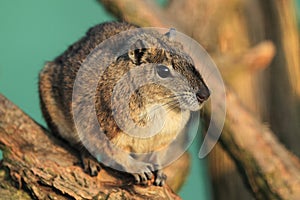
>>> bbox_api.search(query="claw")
[145,171,154,180]
[81,150,101,177]
[154,170,167,186]
[133,172,152,185]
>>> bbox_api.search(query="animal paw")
[123,161,154,185]
[81,151,101,176]
[130,163,166,186]
[153,169,167,186]
[132,170,154,185]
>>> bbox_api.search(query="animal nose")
[196,88,210,103]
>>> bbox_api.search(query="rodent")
[39,21,210,186]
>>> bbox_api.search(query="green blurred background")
[0,0,213,199]
[1,1,300,199]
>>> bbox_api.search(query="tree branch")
[212,88,300,199]
[100,0,174,27]
[0,94,182,200]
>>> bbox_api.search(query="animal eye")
[156,65,171,78]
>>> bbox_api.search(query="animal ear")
[128,39,148,65]
[165,28,176,41]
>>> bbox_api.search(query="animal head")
[114,29,210,114]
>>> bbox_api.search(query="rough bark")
[1,0,299,199]
[0,94,183,200]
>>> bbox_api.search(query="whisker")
[132,91,198,125]
[134,99,180,124]
[163,101,184,115]
[147,99,180,115]
[150,93,190,105]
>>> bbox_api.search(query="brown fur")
[39,21,210,185]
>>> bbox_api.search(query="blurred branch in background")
[99,0,300,199]
[0,0,299,199]
[259,0,300,155]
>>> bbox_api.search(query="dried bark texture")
[1,0,299,199]
[0,94,183,200]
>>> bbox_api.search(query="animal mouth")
[196,95,206,104]
[176,95,199,111]
[196,89,210,104]
[178,90,210,111]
